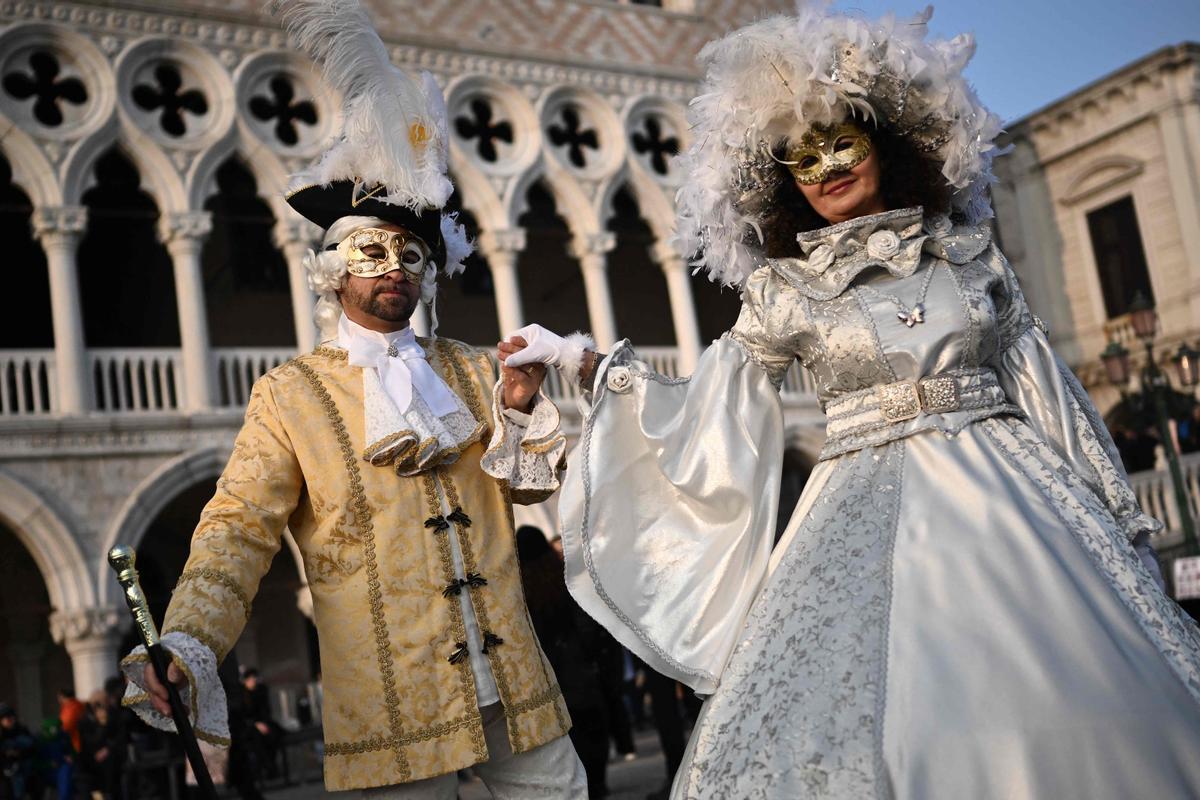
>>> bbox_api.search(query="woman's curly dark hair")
[759,122,952,258]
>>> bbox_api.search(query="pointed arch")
[61,125,186,213]
[0,468,94,613]
[0,123,62,207]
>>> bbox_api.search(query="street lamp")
[1174,342,1200,389]
[1105,293,1197,559]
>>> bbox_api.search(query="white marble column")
[570,232,618,350]
[652,240,704,375]
[1158,104,1200,326]
[32,206,90,414]
[478,229,527,337]
[273,218,323,352]
[160,212,215,411]
[50,607,123,699]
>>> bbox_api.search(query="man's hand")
[143,661,187,717]
[499,336,546,412]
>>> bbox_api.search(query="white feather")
[676,4,1005,288]
[273,0,452,209]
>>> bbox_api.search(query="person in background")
[57,690,85,757]
[78,690,123,799]
[34,717,72,800]
[240,669,281,780]
[515,526,611,798]
[0,703,34,800]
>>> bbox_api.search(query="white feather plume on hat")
[274,0,452,211]
[675,3,1005,288]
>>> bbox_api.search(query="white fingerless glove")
[504,325,595,385]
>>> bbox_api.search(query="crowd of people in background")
[3,525,702,800]
[0,666,293,800]
[1110,403,1200,475]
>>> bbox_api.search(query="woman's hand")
[499,336,546,412]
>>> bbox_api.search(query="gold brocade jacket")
[159,338,570,790]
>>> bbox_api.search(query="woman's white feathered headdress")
[274,0,471,279]
[675,3,1004,288]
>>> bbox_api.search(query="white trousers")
[360,704,587,800]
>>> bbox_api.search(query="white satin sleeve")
[558,336,785,694]
[987,246,1165,587]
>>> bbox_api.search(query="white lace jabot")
[336,316,484,475]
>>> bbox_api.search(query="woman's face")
[790,123,886,225]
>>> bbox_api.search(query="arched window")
[78,149,179,347]
[605,185,674,345]
[515,181,591,335]
[0,152,52,349]
[201,158,293,347]
[432,188,500,346]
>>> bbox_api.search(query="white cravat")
[338,316,459,416]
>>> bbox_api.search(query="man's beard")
[344,281,417,323]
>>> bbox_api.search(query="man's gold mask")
[783,120,873,185]
[335,226,430,284]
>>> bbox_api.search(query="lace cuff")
[120,631,230,747]
[481,382,567,504]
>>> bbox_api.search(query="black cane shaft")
[147,644,219,800]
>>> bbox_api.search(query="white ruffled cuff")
[481,383,567,504]
[120,631,230,747]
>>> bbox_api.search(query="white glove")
[503,325,595,385]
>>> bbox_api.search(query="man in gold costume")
[120,1,586,796]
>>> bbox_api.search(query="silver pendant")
[897,303,926,327]
[386,344,399,357]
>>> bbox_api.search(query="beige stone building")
[0,0,823,725]
[992,42,1200,552]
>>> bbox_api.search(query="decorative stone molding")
[0,22,116,142]
[31,204,87,237]
[272,217,322,251]
[477,227,526,256]
[569,231,616,260]
[158,209,213,243]
[1060,155,1145,206]
[49,606,122,645]
[539,86,625,181]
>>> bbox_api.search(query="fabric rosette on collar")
[674,3,1005,288]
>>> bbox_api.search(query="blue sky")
[829,1,1200,123]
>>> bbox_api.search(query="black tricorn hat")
[286,180,447,268]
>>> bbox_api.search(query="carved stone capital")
[273,218,323,252]
[569,232,616,262]
[31,206,88,240]
[50,606,124,646]
[477,228,527,258]
[650,239,686,271]
[159,211,213,245]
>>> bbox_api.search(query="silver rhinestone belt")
[820,368,1017,459]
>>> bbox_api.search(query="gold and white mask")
[783,120,872,185]
[336,226,430,283]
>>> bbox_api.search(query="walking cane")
[108,545,219,800]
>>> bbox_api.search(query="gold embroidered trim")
[520,434,566,455]
[295,360,411,782]
[437,340,489,431]
[362,430,422,463]
[504,684,564,718]
[176,568,252,622]
[325,710,484,756]
[314,345,348,361]
[161,624,228,664]
[422,472,488,762]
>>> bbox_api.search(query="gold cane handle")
[108,544,160,647]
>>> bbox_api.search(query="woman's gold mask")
[783,120,873,185]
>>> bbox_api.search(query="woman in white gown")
[503,7,1200,799]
